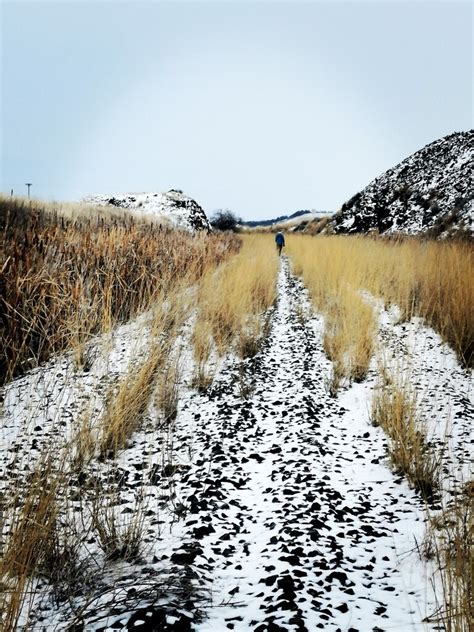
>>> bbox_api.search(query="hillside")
[83,189,212,232]
[332,130,473,237]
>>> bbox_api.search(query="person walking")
[275,231,285,256]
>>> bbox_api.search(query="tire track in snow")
[169,257,435,632]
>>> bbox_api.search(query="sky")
[1,1,472,220]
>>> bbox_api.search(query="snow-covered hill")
[333,130,473,237]
[83,189,212,232]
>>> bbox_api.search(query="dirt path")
[168,258,433,632]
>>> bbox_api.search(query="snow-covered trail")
[170,258,435,632]
[2,257,447,631]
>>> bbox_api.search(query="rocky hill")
[83,189,211,232]
[332,130,473,237]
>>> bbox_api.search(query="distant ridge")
[242,209,324,228]
[331,130,473,238]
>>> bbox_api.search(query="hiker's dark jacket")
[275,233,285,246]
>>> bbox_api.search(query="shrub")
[210,209,242,232]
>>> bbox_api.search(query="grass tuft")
[371,368,440,500]
[424,483,473,631]
[1,456,63,630]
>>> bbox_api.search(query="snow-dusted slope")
[275,211,320,227]
[333,130,473,237]
[83,189,212,232]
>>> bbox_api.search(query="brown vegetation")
[370,366,440,500]
[287,237,377,388]
[287,235,473,368]
[0,196,239,385]
[192,234,278,388]
[425,483,473,632]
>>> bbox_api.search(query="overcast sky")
[1,1,472,220]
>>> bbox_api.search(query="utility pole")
[25,183,32,199]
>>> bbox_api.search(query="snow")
[1,258,472,630]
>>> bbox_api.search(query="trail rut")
[167,258,432,632]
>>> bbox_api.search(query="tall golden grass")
[99,294,188,458]
[0,196,239,384]
[287,235,473,368]
[322,288,376,387]
[287,236,377,386]
[1,196,242,628]
[192,234,278,386]
[0,295,188,629]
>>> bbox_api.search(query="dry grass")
[99,349,161,459]
[5,194,177,230]
[0,196,239,385]
[287,235,473,367]
[288,234,471,628]
[192,319,215,391]
[323,288,376,386]
[371,367,440,500]
[424,483,473,631]
[99,295,187,458]
[155,358,181,425]
[192,234,278,381]
[90,491,146,562]
[2,292,196,627]
[70,405,96,471]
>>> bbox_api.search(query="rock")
[193,524,216,539]
[170,546,201,564]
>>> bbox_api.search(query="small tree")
[210,209,241,232]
